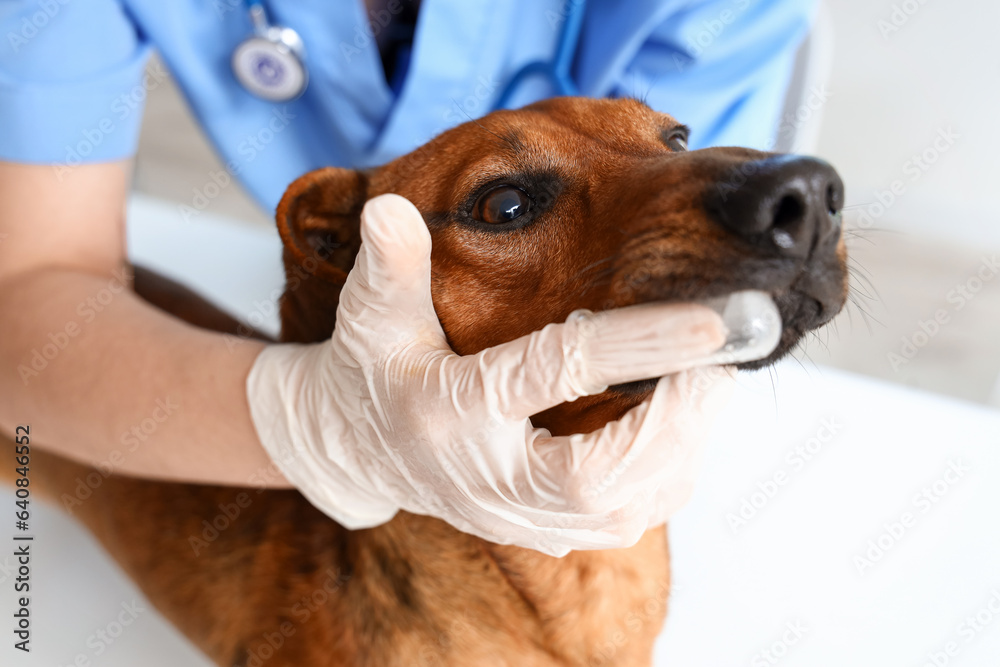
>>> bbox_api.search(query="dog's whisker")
[843,230,878,247]
[577,275,616,298]
[789,348,810,375]
[616,226,675,247]
[847,261,884,305]
[842,224,903,236]
[796,339,822,375]
[767,364,779,418]
[846,270,879,304]
[807,329,831,355]
[846,293,883,334]
[848,285,883,323]
[846,269,875,294]
[847,256,876,279]
[844,300,856,329]
[571,264,620,294]
[566,253,620,283]
[847,277,881,306]
[850,266,878,291]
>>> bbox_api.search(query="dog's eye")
[475,186,532,224]
[665,130,689,152]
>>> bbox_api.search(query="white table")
[4,197,998,666]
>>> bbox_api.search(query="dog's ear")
[274,167,369,343]
[276,166,369,281]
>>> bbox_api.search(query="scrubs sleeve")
[0,0,152,164]
[613,0,817,150]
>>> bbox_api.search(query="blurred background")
[130,0,1000,409]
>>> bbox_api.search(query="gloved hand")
[247,194,737,557]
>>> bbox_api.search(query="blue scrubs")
[0,0,816,214]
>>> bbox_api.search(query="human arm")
[0,159,291,487]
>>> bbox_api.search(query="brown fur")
[2,98,847,666]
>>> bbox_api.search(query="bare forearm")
[0,266,290,488]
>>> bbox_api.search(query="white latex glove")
[247,194,740,557]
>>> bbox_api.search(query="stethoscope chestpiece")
[232,1,308,102]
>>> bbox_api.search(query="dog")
[6,97,846,666]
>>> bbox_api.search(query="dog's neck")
[347,506,670,665]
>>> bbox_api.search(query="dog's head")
[276,97,847,433]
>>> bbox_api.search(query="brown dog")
[9,97,846,666]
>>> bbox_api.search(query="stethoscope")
[232,0,586,107]
[231,0,308,102]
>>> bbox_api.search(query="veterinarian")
[0,0,817,556]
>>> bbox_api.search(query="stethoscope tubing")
[493,0,586,109]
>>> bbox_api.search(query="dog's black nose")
[706,155,844,257]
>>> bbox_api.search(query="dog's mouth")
[751,284,835,369]
[600,154,847,394]
[604,254,846,396]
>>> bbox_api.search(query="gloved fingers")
[413,480,656,556]
[571,304,730,391]
[482,513,650,556]
[431,511,633,557]
[528,367,736,514]
[516,496,653,554]
[336,194,448,350]
[525,374,682,513]
[456,302,727,423]
[357,194,432,294]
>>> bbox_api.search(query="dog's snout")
[706,155,844,257]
